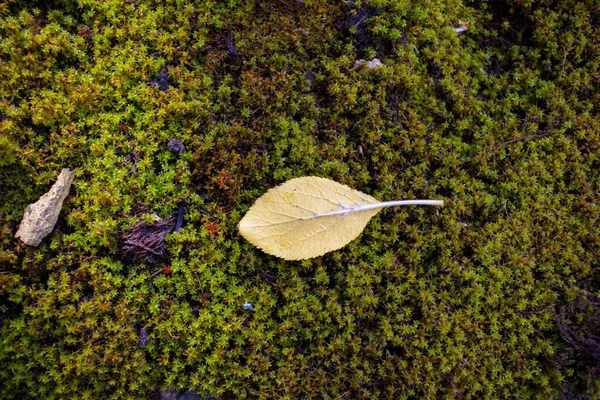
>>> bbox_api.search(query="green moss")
[1,0,599,398]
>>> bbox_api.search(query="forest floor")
[1,0,599,398]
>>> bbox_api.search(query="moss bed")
[1,0,599,398]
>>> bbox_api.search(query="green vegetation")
[1,0,598,398]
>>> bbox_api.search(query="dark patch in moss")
[558,294,600,366]
[150,69,170,92]
[342,2,395,58]
[119,218,176,264]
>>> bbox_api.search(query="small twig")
[0,270,16,274]
[494,131,552,151]
[199,207,218,221]
[561,45,567,78]
[352,15,369,28]
[165,327,180,339]
[124,241,163,256]
[580,239,597,255]
[484,36,513,48]
[276,0,304,6]
[334,390,351,400]
[151,269,163,278]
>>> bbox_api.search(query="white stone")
[15,168,75,246]
[354,58,384,71]
[453,21,469,34]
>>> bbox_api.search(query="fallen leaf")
[238,176,443,260]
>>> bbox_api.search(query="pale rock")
[354,58,383,71]
[453,21,469,34]
[15,168,75,246]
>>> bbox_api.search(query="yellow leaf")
[238,176,444,260]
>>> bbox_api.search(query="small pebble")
[167,138,186,153]
[453,21,469,34]
[138,326,148,349]
[303,71,316,85]
[243,302,253,311]
[354,58,383,71]
[150,69,169,92]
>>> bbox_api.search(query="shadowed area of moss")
[0,0,599,398]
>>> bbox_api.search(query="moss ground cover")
[1,0,599,398]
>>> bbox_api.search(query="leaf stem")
[363,200,444,210]
[312,200,444,218]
